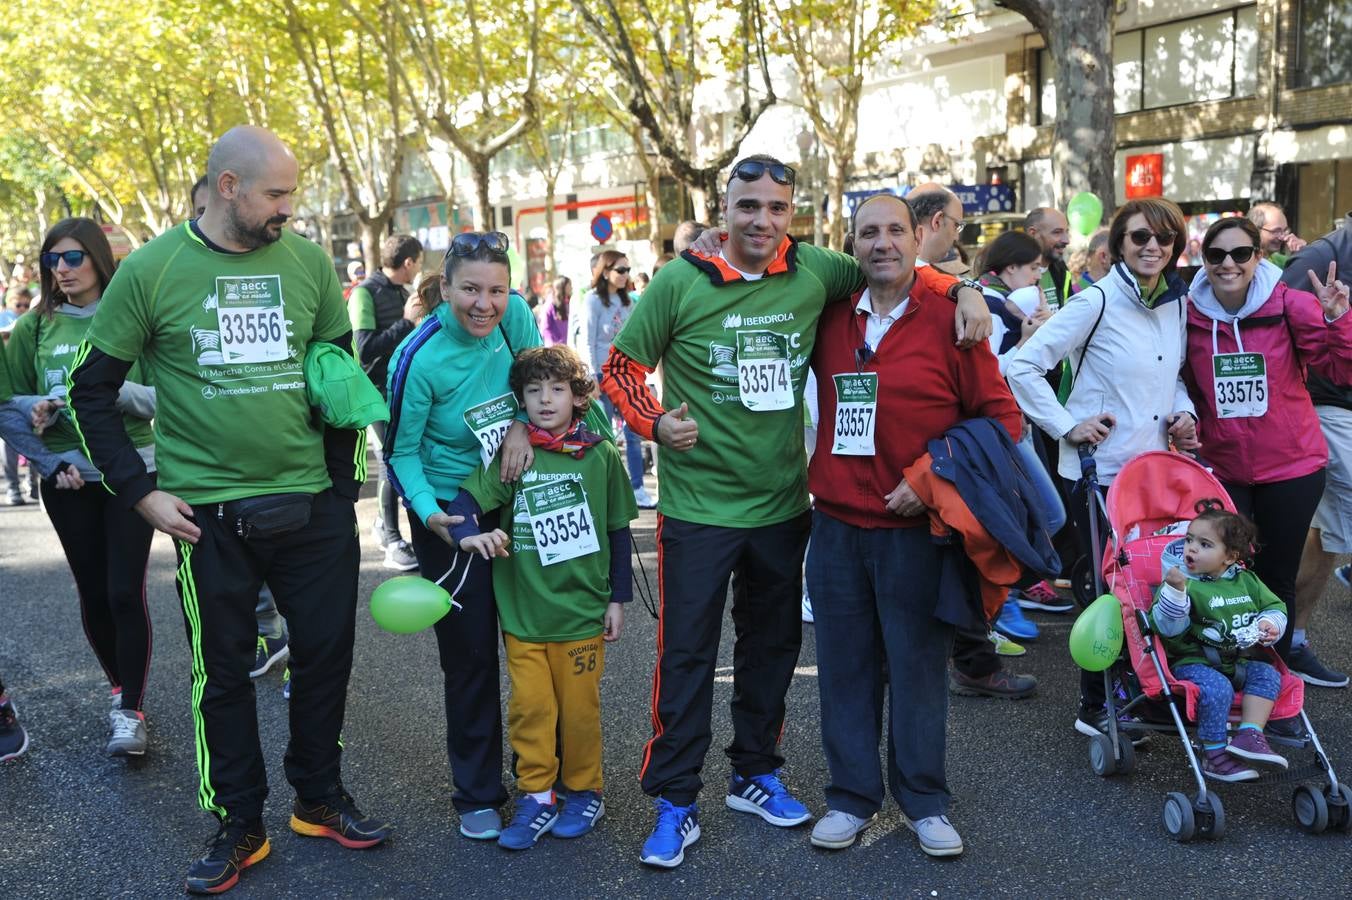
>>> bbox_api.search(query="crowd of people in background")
[2,123,1352,895]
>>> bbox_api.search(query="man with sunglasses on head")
[67,125,390,895]
[601,154,991,868]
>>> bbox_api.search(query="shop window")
[1295,0,1352,87]
[1039,5,1258,123]
[565,193,578,221]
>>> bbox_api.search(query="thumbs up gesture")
[656,401,700,452]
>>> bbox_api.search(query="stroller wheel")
[1113,733,1137,775]
[1089,733,1118,776]
[1163,792,1196,842]
[1194,791,1225,839]
[1325,783,1352,833]
[1293,784,1330,834]
[1070,555,1097,609]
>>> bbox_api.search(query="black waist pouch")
[221,493,314,540]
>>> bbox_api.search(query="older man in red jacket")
[805,193,1022,858]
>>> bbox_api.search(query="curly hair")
[509,345,595,417]
[1192,498,1259,564]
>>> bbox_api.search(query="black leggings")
[1221,468,1326,659]
[41,479,155,711]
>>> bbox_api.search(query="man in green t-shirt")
[601,155,991,868]
[67,125,390,895]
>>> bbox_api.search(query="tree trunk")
[825,153,851,251]
[999,0,1115,215]
[358,214,391,275]
[690,170,721,227]
[645,167,662,248]
[543,172,558,283]
[468,155,493,231]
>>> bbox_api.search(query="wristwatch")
[948,278,982,300]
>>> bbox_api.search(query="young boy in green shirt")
[448,345,637,850]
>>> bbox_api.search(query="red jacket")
[1182,281,1352,485]
[808,279,1022,528]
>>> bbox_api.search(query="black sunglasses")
[610,266,631,275]
[1202,245,1257,266]
[40,250,88,270]
[855,343,875,370]
[1127,228,1177,248]
[731,160,796,186]
[444,231,510,260]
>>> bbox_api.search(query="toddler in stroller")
[1152,502,1288,783]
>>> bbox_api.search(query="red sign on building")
[1125,153,1164,199]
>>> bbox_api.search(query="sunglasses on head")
[445,231,510,260]
[732,160,796,186]
[609,266,631,275]
[40,250,88,270]
[1127,228,1177,248]
[1203,245,1257,266]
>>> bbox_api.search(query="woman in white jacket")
[1006,197,1200,737]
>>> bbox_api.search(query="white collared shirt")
[855,288,909,352]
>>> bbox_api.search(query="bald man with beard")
[69,125,391,894]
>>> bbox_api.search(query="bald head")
[207,125,296,191]
[200,126,299,251]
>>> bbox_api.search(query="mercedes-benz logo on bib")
[201,385,218,399]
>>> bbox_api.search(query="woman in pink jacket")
[1182,216,1352,660]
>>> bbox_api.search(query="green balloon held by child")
[1069,592,1124,671]
[370,575,454,634]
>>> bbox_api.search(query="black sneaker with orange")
[290,790,391,849]
[184,817,269,895]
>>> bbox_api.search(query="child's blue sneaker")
[639,798,699,868]
[994,598,1039,641]
[553,790,605,838]
[725,770,811,826]
[497,796,558,850]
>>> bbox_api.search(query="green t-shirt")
[0,339,13,403]
[4,307,153,453]
[81,224,351,503]
[612,242,859,527]
[1154,569,1286,674]
[347,284,377,331]
[461,442,638,642]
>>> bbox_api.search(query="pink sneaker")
[1015,580,1073,613]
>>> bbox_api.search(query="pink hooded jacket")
[1183,261,1352,485]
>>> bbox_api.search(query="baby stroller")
[1080,449,1349,841]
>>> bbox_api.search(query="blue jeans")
[1174,660,1282,743]
[600,394,644,490]
[805,510,955,819]
[1017,429,1065,535]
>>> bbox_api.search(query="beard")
[225,202,288,250]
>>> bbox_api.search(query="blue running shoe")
[994,598,1039,642]
[725,770,811,826]
[639,798,699,868]
[497,795,558,851]
[1336,564,1352,590]
[554,790,605,838]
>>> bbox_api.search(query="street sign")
[1125,153,1164,199]
[590,213,613,242]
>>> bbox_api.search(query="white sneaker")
[810,810,875,849]
[801,592,814,624]
[383,539,419,571]
[903,814,963,857]
[107,709,147,757]
[633,486,656,509]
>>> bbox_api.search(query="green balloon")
[1067,191,1104,237]
[1068,592,1124,671]
[370,576,453,634]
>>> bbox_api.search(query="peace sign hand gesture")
[1308,261,1351,320]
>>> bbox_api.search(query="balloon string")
[435,551,472,611]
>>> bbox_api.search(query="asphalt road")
[3,474,1352,899]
